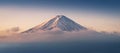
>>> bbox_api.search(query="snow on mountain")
[23,15,87,33]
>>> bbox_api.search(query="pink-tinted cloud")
[0,30,120,43]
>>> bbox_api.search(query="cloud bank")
[0,30,120,53]
[0,30,120,42]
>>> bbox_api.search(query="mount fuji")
[23,15,87,33]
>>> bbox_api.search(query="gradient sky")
[0,0,120,34]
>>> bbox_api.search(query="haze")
[0,0,120,35]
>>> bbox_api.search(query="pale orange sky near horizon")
[0,6,120,35]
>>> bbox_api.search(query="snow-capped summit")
[23,15,87,33]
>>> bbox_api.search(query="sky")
[0,0,120,53]
[0,0,120,34]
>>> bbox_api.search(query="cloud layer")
[0,30,120,53]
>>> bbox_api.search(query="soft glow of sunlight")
[0,6,120,35]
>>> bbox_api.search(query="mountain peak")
[55,15,65,18]
[23,15,87,33]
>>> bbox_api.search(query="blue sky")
[0,0,119,10]
[0,0,119,15]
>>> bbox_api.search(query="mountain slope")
[23,15,87,33]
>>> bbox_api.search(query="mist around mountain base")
[0,29,120,53]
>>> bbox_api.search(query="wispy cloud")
[0,27,20,36]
